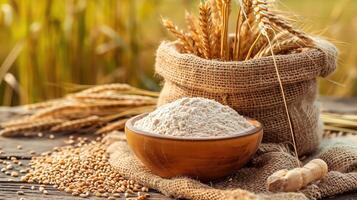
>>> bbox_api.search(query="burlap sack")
[107,134,357,200]
[155,39,338,156]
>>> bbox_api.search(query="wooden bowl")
[125,113,263,181]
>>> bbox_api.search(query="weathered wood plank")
[0,182,170,199]
[0,159,30,182]
[0,133,98,159]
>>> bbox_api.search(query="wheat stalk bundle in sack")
[156,0,338,156]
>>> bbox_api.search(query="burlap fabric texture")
[155,39,338,156]
[108,135,357,200]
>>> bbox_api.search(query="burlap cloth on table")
[155,38,338,156]
[107,134,357,200]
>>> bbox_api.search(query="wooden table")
[0,97,356,200]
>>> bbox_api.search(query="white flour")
[134,97,255,137]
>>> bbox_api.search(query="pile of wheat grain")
[162,0,313,61]
[0,84,158,137]
[21,135,150,199]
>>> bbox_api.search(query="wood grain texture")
[0,182,169,200]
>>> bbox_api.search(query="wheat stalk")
[252,0,301,165]
[233,7,242,60]
[220,0,231,60]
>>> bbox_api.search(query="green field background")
[0,0,356,105]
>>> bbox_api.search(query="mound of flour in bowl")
[134,97,255,137]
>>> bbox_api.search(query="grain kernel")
[17,191,24,195]
[11,171,19,177]
[39,186,45,192]
[113,193,121,197]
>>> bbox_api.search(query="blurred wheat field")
[0,0,356,105]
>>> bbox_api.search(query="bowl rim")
[125,113,263,141]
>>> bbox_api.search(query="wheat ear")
[265,13,313,44]
[209,0,222,58]
[78,83,132,94]
[199,2,213,59]
[0,119,64,137]
[238,0,255,60]
[162,18,197,54]
[72,93,157,103]
[259,36,307,57]
[51,116,101,132]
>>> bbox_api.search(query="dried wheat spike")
[209,0,222,58]
[237,0,255,60]
[215,0,223,17]
[0,119,64,137]
[265,13,313,44]
[259,36,308,57]
[241,0,253,17]
[199,2,213,59]
[250,29,274,57]
[51,116,102,132]
[95,119,128,135]
[239,23,259,60]
[1,117,33,128]
[210,0,221,25]
[253,30,290,58]
[73,93,157,103]
[185,11,199,41]
[211,28,222,59]
[78,83,132,95]
[252,0,272,36]
[161,18,195,54]
[24,99,65,110]
[31,104,87,119]
[84,99,157,107]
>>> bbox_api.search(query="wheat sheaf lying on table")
[0,84,158,137]
[162,0,314,61]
